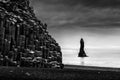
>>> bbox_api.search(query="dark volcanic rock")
[0,0,63,68]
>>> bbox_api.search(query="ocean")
[62,48,120,68]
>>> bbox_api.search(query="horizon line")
[61,46,120,50]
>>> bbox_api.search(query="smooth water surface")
[62,48,120,68]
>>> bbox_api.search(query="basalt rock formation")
[78,38,87,57]
[0,0,63,68]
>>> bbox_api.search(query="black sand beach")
[0,65,120,80]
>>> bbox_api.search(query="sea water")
[62,48,120,68]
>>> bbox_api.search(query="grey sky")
[30,0,120,28]
[30,0,120,49]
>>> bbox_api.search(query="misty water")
[62,48,120,68]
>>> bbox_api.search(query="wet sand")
[0,65,120,80]
[65,64,120,72]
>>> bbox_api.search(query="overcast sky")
[30,0,120,50]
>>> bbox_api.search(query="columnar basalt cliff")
[0,0,63,68]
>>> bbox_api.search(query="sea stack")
[78,38,87,57]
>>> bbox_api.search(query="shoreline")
[0,65,120,80]
[65,64,120,72]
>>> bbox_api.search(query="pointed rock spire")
[78,38,88,57]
